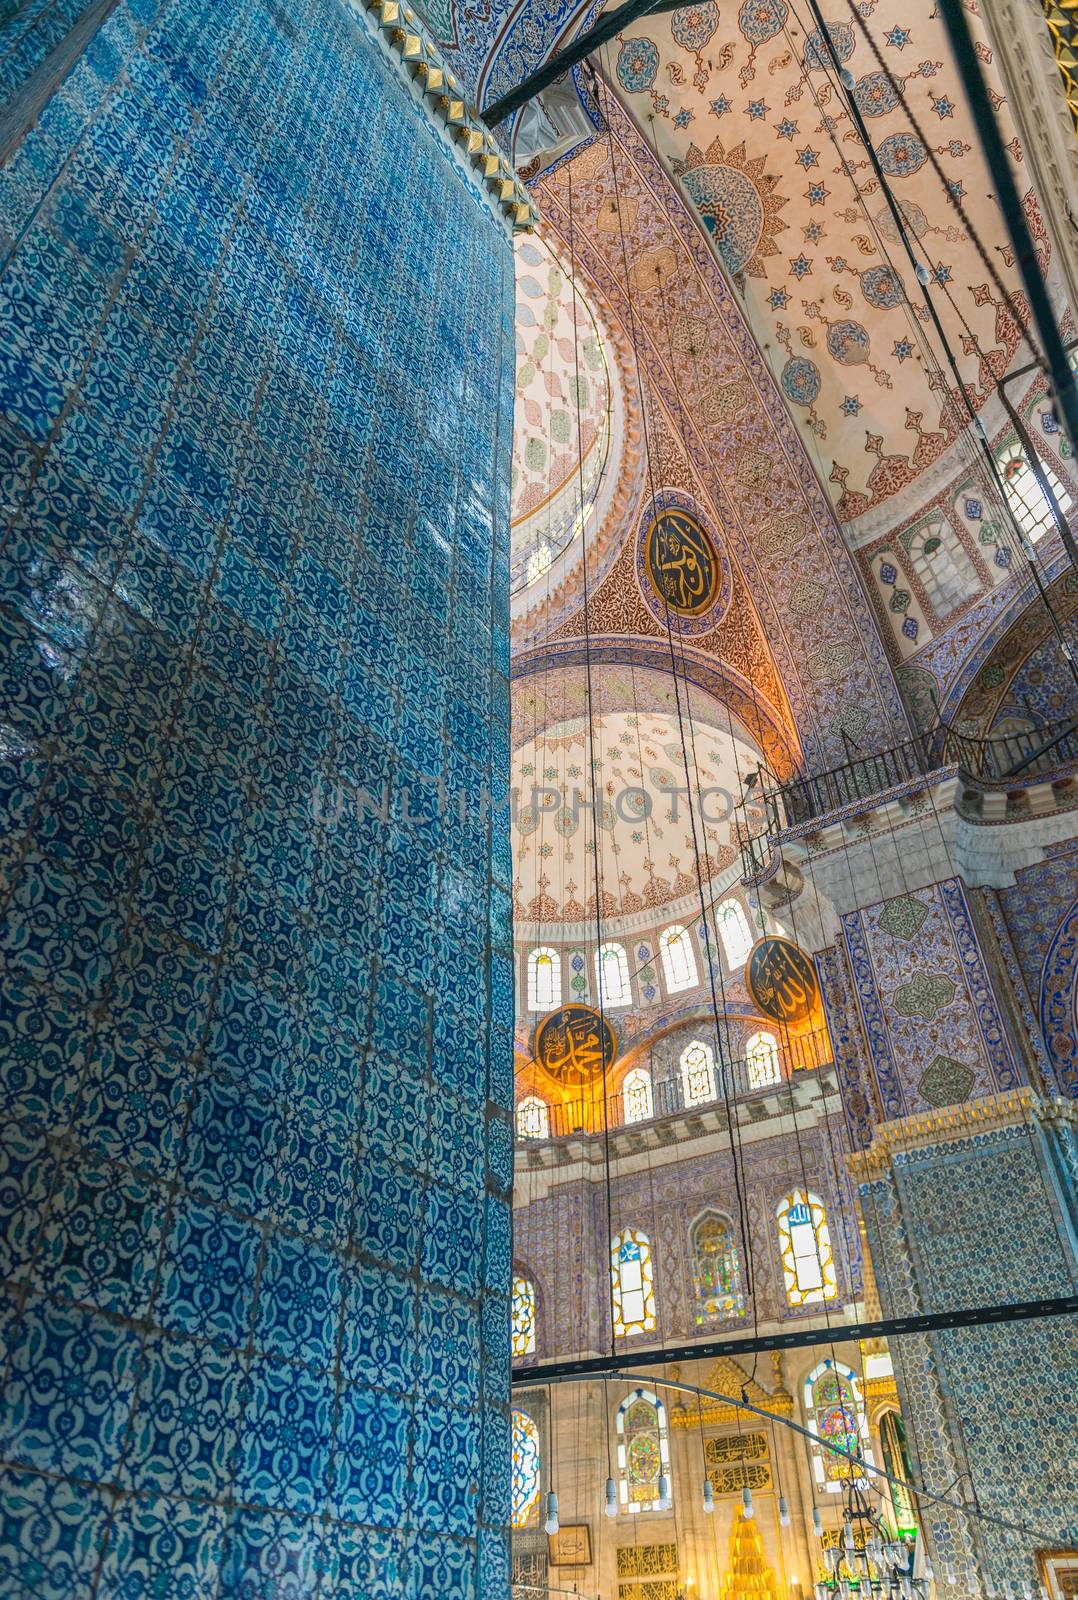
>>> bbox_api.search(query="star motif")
[674,107,694,127]
[776,117,797,139]
[769,286,790,309]
[893,339,913,362]
[934,264,952,285]
[803,222,824,242]
[948,179,965,199]
[885,25,910,46]
[796,146,820,168]
[747,98,768,118]
[789,254,813,279]
[841,395,862,416]
[932,93,954,117]
[806,182,829,204]
[711,95,731,116]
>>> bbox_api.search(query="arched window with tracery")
[659,924,697,992]
[745,1030,780,1089]
[680,1039,716,1107]
[777,1190,837,1306]
[512,1274,536,1357]
[617,1387,671,1511]
[622,1066,653,1124]
[904,519,978,618]
[511,1408,541,1527]
[516,1095,549,1141]
[716,898,753,968]
[527,946,561,1012]
[596,942,631,1008]
[611,1228,656,1336]
[690,1211,743,1323]
[998,440,1072,544]
[803,1360,871,1492]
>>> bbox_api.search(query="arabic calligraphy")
[646,509,720,615]
[745,937,819,1026]
[534,1005,617,1086]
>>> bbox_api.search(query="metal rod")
[481,0,681,127]
[526,1370,1072,1548]
[937,0,1078,464]
[511,1292,1078,1384]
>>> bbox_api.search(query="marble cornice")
[847,1087,1078,1181]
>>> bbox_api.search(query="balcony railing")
[518,1029,832,1144]
[758,717,1078,830]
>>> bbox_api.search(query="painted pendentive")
[0,0,515,1594]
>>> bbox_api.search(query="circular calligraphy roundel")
[745,937,819,1027]
[645,508,722,617]
[534,1005,618,1087]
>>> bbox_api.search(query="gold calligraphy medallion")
[533,1004,617,1087]
[645,509,721,617]
[745,937,819,1026]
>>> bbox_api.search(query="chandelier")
[814,1483,931,1600]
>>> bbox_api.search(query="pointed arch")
[745,1030,780,1089]
[511,1408,541,1527]
[689,1210,743,1323]
[616,1387,670,1511]
[716,898,753,968]
[680,1039,716,1107]
[659,924,697,992]
[622,1065,654,1124]
[777,1189,837,1306]
[596,941,632,1007]
[512,1272,537,1357]
[516,1094,550,1140]
[527,946,561,1011]
[611,1227,656,1336]
[803,1360,871,1491]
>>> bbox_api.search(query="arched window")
[516,1095,549,1140]
[905,520,978,617]
[622,1066,653,1124]
[527,946,561,1012]
[716,898,753,968]
[690,1212,743,1323]
[526,541,552,585]
[659,924,697,992]
[512,1274,536,1357]
[511,1409,541,1527]
[998,440,1072,544]
[617,1388,671,1511]
[803,1361,871,1492]
[680,1039,716,1107]
[777,1190,837,1306]
[596,942,631,1008]
[610,1228,656,1336]
[745,1030,780,1089]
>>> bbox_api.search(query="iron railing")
[519,1028,832,1143]
[758,717,1078,830]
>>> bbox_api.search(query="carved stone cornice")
[847,1086,1078,1181]
[668,1354,794,1427]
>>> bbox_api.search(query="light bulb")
[544,1491,559,1535]
[604,1477,618,1519]
[813,1507,824,1537]
[658,1474,672,1511]
[779,1495,791,1527]
[742,1485,755,1519]
[703,1479,715,1514]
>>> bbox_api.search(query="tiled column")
[0,0,515,1593]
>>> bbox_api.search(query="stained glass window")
[998,441,1072,544]
[803,1361,871,1492]
[905,520,977,618]
[617,1388,670,1511]
[746,1030,780,1089]
[516,1095,549,1140]
[691,1212,743,1322]
[680,1039,716,1107]
[512,1409,541,1527]
[527,946,561,1011]
[596,942,631,1007]
[777,1190,837,1306]
[611,1228,656,1336]
[512,1274,536,1357]
[659,924,697,992]
[716,898,753,967]
[622,1066,653,1124]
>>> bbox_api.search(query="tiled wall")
[0,0,515,1594]
[996,843,1078,1097]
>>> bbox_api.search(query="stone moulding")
[847,1086,1078,1182]
[342,0,538,234]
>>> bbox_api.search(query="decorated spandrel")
[533,1003,617,1087]
[746,936,820,1026]
[646,508,721,615]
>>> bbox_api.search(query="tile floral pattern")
[0,0,514,1593]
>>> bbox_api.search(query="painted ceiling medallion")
[534,1004,617,1085]
[672,137,789,277]
[746,936,820,1025]
[645,507,722,616]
